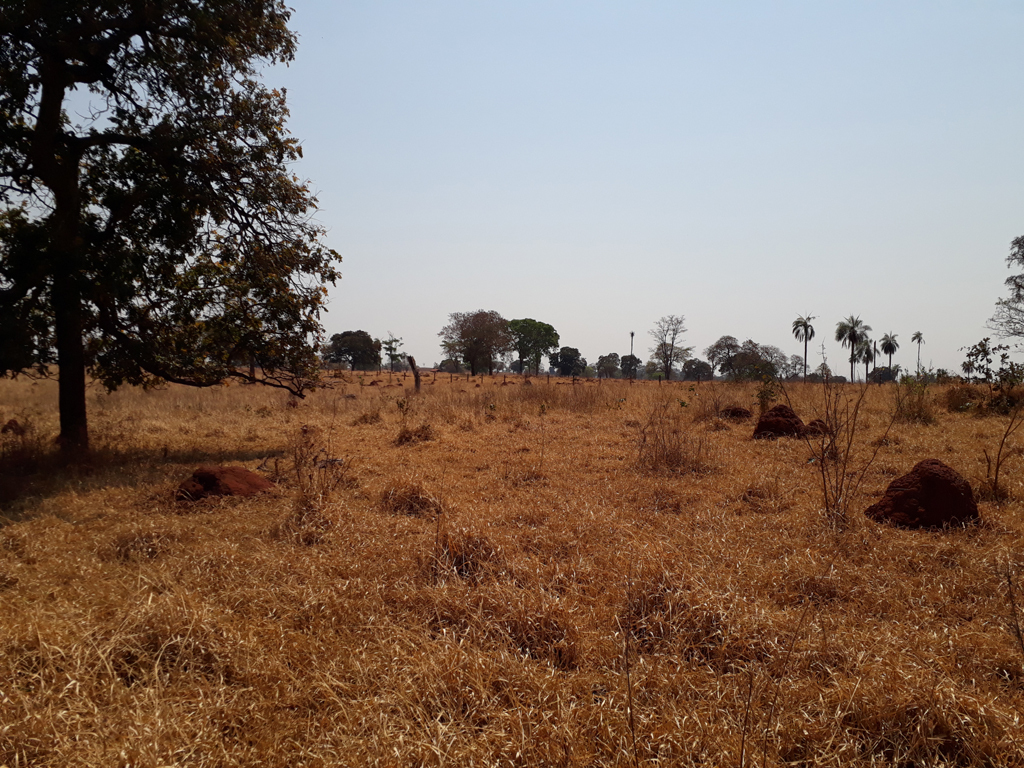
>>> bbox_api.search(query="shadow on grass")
[0,443,286,524]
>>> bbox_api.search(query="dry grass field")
[1,372,1023,767]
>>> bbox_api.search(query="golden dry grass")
[1,372,1023,766]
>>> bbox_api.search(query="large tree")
[648,314,690,380]
[0,1,340,455]
[324,331,380,370]
[551,346,586,377]
[507,318,559,375]
[681,358,712,381]
[596,352,620,379]
[722,339,779,381]
[620,353,641,380]
[438,310,510,375]
[703,335,740,376]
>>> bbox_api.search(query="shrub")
[379,481,442,517]
[892,377,935,424]
[636,402,716,474]
[945,384,984,413]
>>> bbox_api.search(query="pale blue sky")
[271,1,1024,374]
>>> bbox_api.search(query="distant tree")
[438,359,462,373]
[960,338,1012,384]
[324,331,381,370]
[791,314,816,381]
[880,333,899,372]
[596,353,621,379]
[835,316,872,382]
[649,315,691,380]
[704,335,740,376]
[551,347,587,377]
[856,338,874,382]
[723,340,779,381]
[644,360,663,380]
[507,318,560,375]
[911,331,925,373]
[439,310,511,375]
[620,354,642,380]
[0,1,341,455]
[681,359,713,381]
[783,354,805,381]
[989,236,1024,338]
[380,332,404,372]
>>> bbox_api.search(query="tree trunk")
[53,273,89,455]
[408,355,421,392]
[803,338,808,381]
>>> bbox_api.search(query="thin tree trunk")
[803,337,808,381]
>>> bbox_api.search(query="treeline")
[322,311,820,382]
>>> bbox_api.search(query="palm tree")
[911,331,924,374]
[835,315,871,382]
[880,332,899,374]
[791,314,816,381]
[857,338,874,382]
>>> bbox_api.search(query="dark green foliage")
[0,0,341,452]
[551,347,586,377]
[681,359,712,381]
[620,354,641,380]
[703,335,740,376]
[596,353,620,379]
[324,331,380,370]
[507,318,559,376]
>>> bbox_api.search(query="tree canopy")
[0,0,340,453]
[507,318,559,375]
[835,316,871,383]
[551,347,586,377]
[620,354,641,380]
[648,314,690,380]
[681,358,712,381]
[596,353,620,379]
[438,310,510,376]
[704,335,740,376]
[324,331,380,370]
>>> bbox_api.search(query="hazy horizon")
[269,2,1024,375]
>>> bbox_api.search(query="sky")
[268,1,1024,376]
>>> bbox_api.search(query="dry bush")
[691,380,727,422]
[429,585,582,671]
[277,425,351,544]
[429,528,501,583]
[379,480,442,517]
[620,567,724,656]
[350,407,381,426]
[103,527,190,563]
[946,383,986,413]
[794,377,894,530]
[635,401,717,474]
[395,422,435,445]
[740,473,794,514]
[892,377,936,424]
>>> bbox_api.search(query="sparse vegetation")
[0,375,1022,766]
